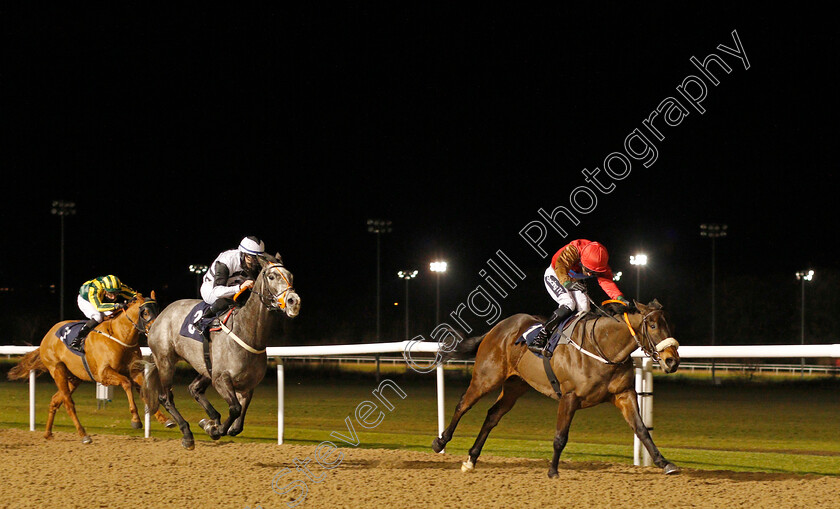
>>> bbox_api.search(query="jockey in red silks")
[528,239,629,358]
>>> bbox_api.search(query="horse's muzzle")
[284,292,300,318]
[661,355,679,373]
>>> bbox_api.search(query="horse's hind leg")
[613,390,679,474]
[156,357,195,450]
[462,376,530,472]
[44,374,80,440]
[548,392,581,478]
[432,359,507,453]
[49,364,90,444]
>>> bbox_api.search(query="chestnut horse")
[432,300,681,476]
[8,292,173,443]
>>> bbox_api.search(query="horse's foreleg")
[130,370,174,428]
[227,389,253,437]
[189,374,222,426]
[463,376,529,472]
[212,372,242,438]
[100,366,142,429]
[548,392,580,478]
[613,390,679,474]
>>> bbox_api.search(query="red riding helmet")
[580,242,609,273]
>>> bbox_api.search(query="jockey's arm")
[552,245,580,287]
[207,260,247,301]
[118,284,138,300]
[89,283,119,313]
[595,267,624,300]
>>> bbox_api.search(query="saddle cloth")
[515,312,584,358]
[55,321,96,380]
[56,321,89,355]
[179,301,226,342]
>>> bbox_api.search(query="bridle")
[250,262,295,311]
[96,297,159,347]
[578,301,678,365]
[621,310,678,363]
[120,297,159,335]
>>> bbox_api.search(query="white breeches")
[77,294,110,322]
[543,266,590,312]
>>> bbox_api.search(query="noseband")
[622,311,678,362]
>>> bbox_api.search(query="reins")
[96,297,159,347]
[571,300,676,364]
[218,262,293,355]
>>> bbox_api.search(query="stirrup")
[528,340,546,355]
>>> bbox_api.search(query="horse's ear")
[634,300,647,313]
[275,252,283,264]
[650,298,662,309]
[151,290,156,300]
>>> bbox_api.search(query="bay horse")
[431,299,681,476]
[7,292,174,443]
[142,253,300,450]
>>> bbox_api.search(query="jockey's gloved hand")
[563,280,586,293]
[616,295,631,306]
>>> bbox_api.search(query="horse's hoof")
[431,437,445,453]
[547,470,559,479]
[164,419,177,429]
[228,428,241,437]
[44,433,54,440]
[131,420,143,430]
[663,463,680,475]
[81,436,93,445]
[182,438,195,450]
[461,460,475,473]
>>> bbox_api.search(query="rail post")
[29,369,35,431]
[277,359,284,445]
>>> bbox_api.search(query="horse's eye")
[650,324,657,329]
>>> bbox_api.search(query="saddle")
[515,312,584,358]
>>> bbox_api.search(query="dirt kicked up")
[1,428,838,509]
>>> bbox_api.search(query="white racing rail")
[3,342,838,466]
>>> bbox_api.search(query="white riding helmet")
[238,236,265,256]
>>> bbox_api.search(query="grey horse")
[142,253,300,450]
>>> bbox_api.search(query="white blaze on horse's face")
[265,264,300,317]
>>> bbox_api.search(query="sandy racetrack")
[1,429,838,509]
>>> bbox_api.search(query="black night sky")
[2,5,837,346]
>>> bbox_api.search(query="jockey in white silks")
[194,236,265,338]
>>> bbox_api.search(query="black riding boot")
[528,306,573,358]
[195,299,233,341]
[70,319,99,351]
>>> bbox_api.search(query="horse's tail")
[137,359,163,415]
[438,334,486,363]
[7,348,46,381]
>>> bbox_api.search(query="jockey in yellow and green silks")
[70,275,137,349]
